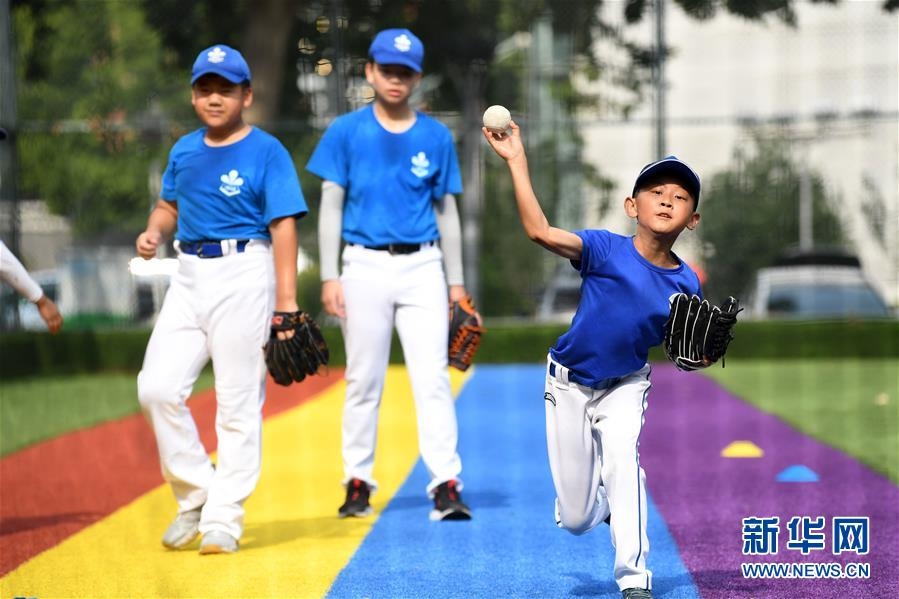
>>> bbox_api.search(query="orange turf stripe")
[0,370,344,576]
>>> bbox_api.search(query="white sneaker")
[161,508,201,549]
[199,530,239,555]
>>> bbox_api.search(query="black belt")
[353,241,436,255]
[179,239,250,258]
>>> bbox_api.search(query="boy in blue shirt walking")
[307,28,475,521]
[135,44,308,554]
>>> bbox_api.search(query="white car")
[744,250,892,320]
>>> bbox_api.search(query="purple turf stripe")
[641,363,899,598]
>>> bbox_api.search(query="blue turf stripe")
[326,364,700,599]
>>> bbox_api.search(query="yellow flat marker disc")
[720,439,764,458]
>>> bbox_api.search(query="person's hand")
[36,295,63,334]
[321,279,345,319]
[136,230,162,259]
[273,299,300,340]
[449,285,482,326]
[482,120,524,163]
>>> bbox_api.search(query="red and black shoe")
[338,478,373,518]
[429,479,472,521]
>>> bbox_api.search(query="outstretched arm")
[0,240,63,334]
[482,121,582,260]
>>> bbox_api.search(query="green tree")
[141,0,299,126]
[12,0,891,312]
[14,0,184,236]
[698,134,845,303]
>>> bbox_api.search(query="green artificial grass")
[0,370,214,457]
[703,358,899,484]
[3,361,896,486]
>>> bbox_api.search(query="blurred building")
[1,199,72,270]
[580,1,897,305]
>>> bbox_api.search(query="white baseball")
[483,105,511,133]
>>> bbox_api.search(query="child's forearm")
[0,240,44,302]
[507,156,551,243]
[270,216,299,312]
[505,155,583,260]
[146,200,178,241]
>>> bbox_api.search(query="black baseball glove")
[663,294,741,372]
[263,311,329,386]
[448,295,485,372]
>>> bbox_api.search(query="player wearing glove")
[264,310,329,385]
[485,117,709,598]
[663,294,740,371]
[448,295,485,371]
[135,45,308,555]
[306,28,474,522]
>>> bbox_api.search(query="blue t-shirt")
[161,127,307,241]
[550,230,702,386]
[305,104,463,246]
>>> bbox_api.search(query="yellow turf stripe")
[1,366,470,598]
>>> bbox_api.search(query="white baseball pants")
[338,243,462,495]
[545,356,653,591]
[137,242,273,541]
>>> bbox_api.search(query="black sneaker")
[429,479,472,521]
[621,588,653,599]
[338,478,373,518]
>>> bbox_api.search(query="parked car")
[536,267,580,323]
[0,268,59,331]
[743,247,893,320]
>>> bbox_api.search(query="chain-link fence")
[1,1,895,331]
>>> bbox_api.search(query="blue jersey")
[550,230,702,386]
[305,104,463,246]
[161,127,307,241]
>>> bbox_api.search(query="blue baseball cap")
[632,155,702,207]
[368,29,424,73]
[190,44,251,85]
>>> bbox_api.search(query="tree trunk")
[242,0,298,126]
[448,62,487,304]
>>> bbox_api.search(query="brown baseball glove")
[448,295,485,371]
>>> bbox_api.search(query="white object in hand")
[482,105,511,132]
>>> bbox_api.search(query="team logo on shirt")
[219,169,244,197]
[410,152,430,178]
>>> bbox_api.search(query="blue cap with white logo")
[368,28,424,73]
[191,44,252,85]
[632,155,702,207]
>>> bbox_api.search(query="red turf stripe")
[0,370,343,576]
